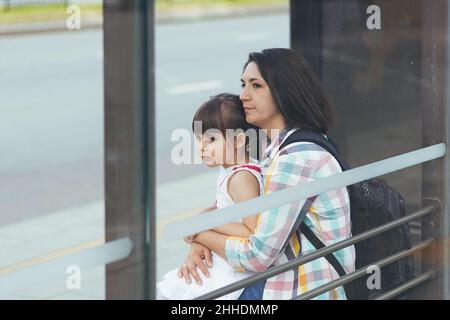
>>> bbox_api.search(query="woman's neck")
[262,116,287,140]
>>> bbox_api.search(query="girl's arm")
[211,171,260,238]
[184,203,217,244]
[212,222,254,238]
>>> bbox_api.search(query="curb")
[0,19,102,37]
[0,3,288,36]
[156,3,288,24]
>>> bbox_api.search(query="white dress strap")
[215,164,264,210]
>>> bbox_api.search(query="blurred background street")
[0,0,289,298]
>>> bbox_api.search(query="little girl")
[157,93,263,300]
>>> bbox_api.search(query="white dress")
[157,163,264,300]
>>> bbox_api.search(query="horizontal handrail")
[0,237,132,297]
[196,206,434,300]
[293,238,434,300]
[373,270,436,300]
[164,143,445,240]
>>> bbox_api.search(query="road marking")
[166,80,223,95]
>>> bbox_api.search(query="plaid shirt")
[225,128,356,300]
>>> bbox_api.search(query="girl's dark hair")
[192,93,258,135]
[192,93,260,159]
[244,48,339,134]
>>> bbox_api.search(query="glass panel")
[319,0,423,215]
[291,0,426,229]
[0,1,105,299]
[155,3,290,282]
[318,0,425,278]
[291,0,449,298]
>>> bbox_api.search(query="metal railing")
[373,270,436,300]
[161,143,448,300]
[0,143,445,299]
[196,206,436,300]
[164,144,445,239]
[294,238,434,300]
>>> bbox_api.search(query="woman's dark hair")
[192,93,260,159]
[244,48,339,134]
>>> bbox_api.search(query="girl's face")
[196,130,236,168]
[240,62,282,129]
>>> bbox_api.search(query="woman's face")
[240,62,281,129]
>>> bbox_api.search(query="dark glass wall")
[292,0,422,212]
[291,0,449,299]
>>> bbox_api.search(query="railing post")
[416,0,450,300]
[103,0,155,300]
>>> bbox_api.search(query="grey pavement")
[0,170,216,299]
[0,201,105,299]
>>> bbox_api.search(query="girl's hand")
[177,242,213,285]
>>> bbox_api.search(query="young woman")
[178,48,356,300]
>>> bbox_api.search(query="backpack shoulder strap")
[279,129,350,171]
[279,129,348,277]
[280,195,317,253]
[299,224,347,277]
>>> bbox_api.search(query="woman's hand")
[183,233,196,244]
[177,242,213,285]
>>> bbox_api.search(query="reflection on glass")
[319,0,423,212]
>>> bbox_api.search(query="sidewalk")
[0,170,216,299]
[0,3,288,36]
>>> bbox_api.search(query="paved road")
[0,14,289,225]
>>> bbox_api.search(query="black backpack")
[279,129,413,300]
